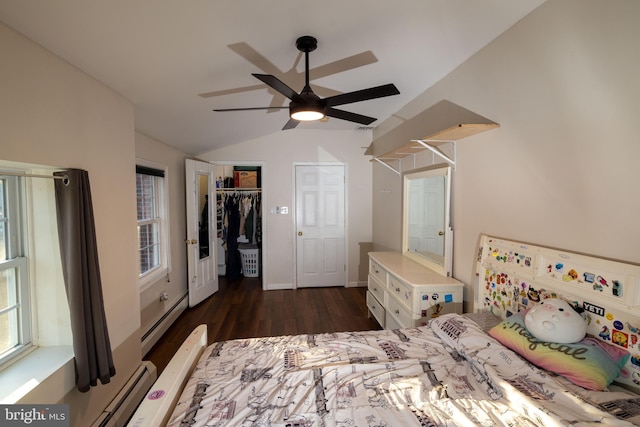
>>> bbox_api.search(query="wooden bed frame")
[127,234,640,425]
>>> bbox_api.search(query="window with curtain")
[0,176,32,367]
[136,164,169,287]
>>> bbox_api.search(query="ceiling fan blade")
[305,83,342,98]
[228,42,283,77]
[325,107,377,125]
[200,42,292,100]
[213,106,287,112]
[199,84,272,98]
[309,51,378,80]
[282,118,299,130]
[324,83,400,107]
[253,74,302,101]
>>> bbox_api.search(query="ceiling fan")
[213,36,400,130]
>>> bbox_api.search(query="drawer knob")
[395,309,400,315]
[374,269,379,274]
[373,287,377,291]
[395,287,400,292]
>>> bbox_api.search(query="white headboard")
[473,234,640,390]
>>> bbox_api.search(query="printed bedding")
[167,313,640,426]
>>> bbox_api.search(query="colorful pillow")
[488,311,629,390]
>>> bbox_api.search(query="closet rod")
[0,170,70,186]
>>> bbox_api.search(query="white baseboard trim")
[267,282,366,289]
[348,281,367,288]
[141,294,188,356]
[266,283,294,290]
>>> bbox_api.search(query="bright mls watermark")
[0,405,69,426]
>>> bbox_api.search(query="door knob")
[298,231,303,236]
[438,231,444,236]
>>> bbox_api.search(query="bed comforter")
[167,313,640,426]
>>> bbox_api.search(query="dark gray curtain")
[54,169,115,392]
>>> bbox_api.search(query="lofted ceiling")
[0,1,544,156]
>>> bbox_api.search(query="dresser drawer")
[414,285,464,316]
[369,259,387,285]
[387,274,413,311]
[369,252,464,330]
[366,291,385,327]
[367,275,386,303]
[385,310,405,330]
[385,294,412,328]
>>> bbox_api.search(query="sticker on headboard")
[475,235,640,390]
[476,236,640,309]
[480,267,554,318]
[482,239,536,276]
[536,253,627,300]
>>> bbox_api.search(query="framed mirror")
[401,164,453,277]
[198,173,210,259]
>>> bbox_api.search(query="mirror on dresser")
[401,163,453,277]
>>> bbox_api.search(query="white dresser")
[367,251,464,329]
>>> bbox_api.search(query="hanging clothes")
[237,196,252,243]
[254,194,262,245]
[224,194,243,281]
[245,202,254,244]
[217,190,262,279]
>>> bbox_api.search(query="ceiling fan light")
[289,99,325,121]
[291,108,325,121]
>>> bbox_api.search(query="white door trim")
[185,159,218,306]
[292,162,349,288]
[208,160,267,291]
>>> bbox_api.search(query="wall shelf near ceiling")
[372,123,499,174]
[368,100,500,174]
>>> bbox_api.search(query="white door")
[424,175,446,255]
[295,164,346,288]
[185,159,218,306]
[409,174,445,255]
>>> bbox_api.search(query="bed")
[128,235,640,426]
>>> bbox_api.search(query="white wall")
[0,22,142,426]
[371,0,640,308]
[5,0,637,420]
[135,132,189,345]
[199,129,373,288]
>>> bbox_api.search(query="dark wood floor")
[145,276,381,374]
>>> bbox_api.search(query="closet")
[214,165,262,281]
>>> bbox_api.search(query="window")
[0,164,72,401]
[0,176,31,366]
[136,163,169,286]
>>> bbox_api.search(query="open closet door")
[186,159,218,306]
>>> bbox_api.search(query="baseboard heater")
[91,361,157,427]
[141,293,188,356]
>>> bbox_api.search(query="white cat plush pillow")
[524,298,586,343]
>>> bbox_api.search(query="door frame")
[292,162,349,289]
[185,159,218,306]
[210,160,267,291]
